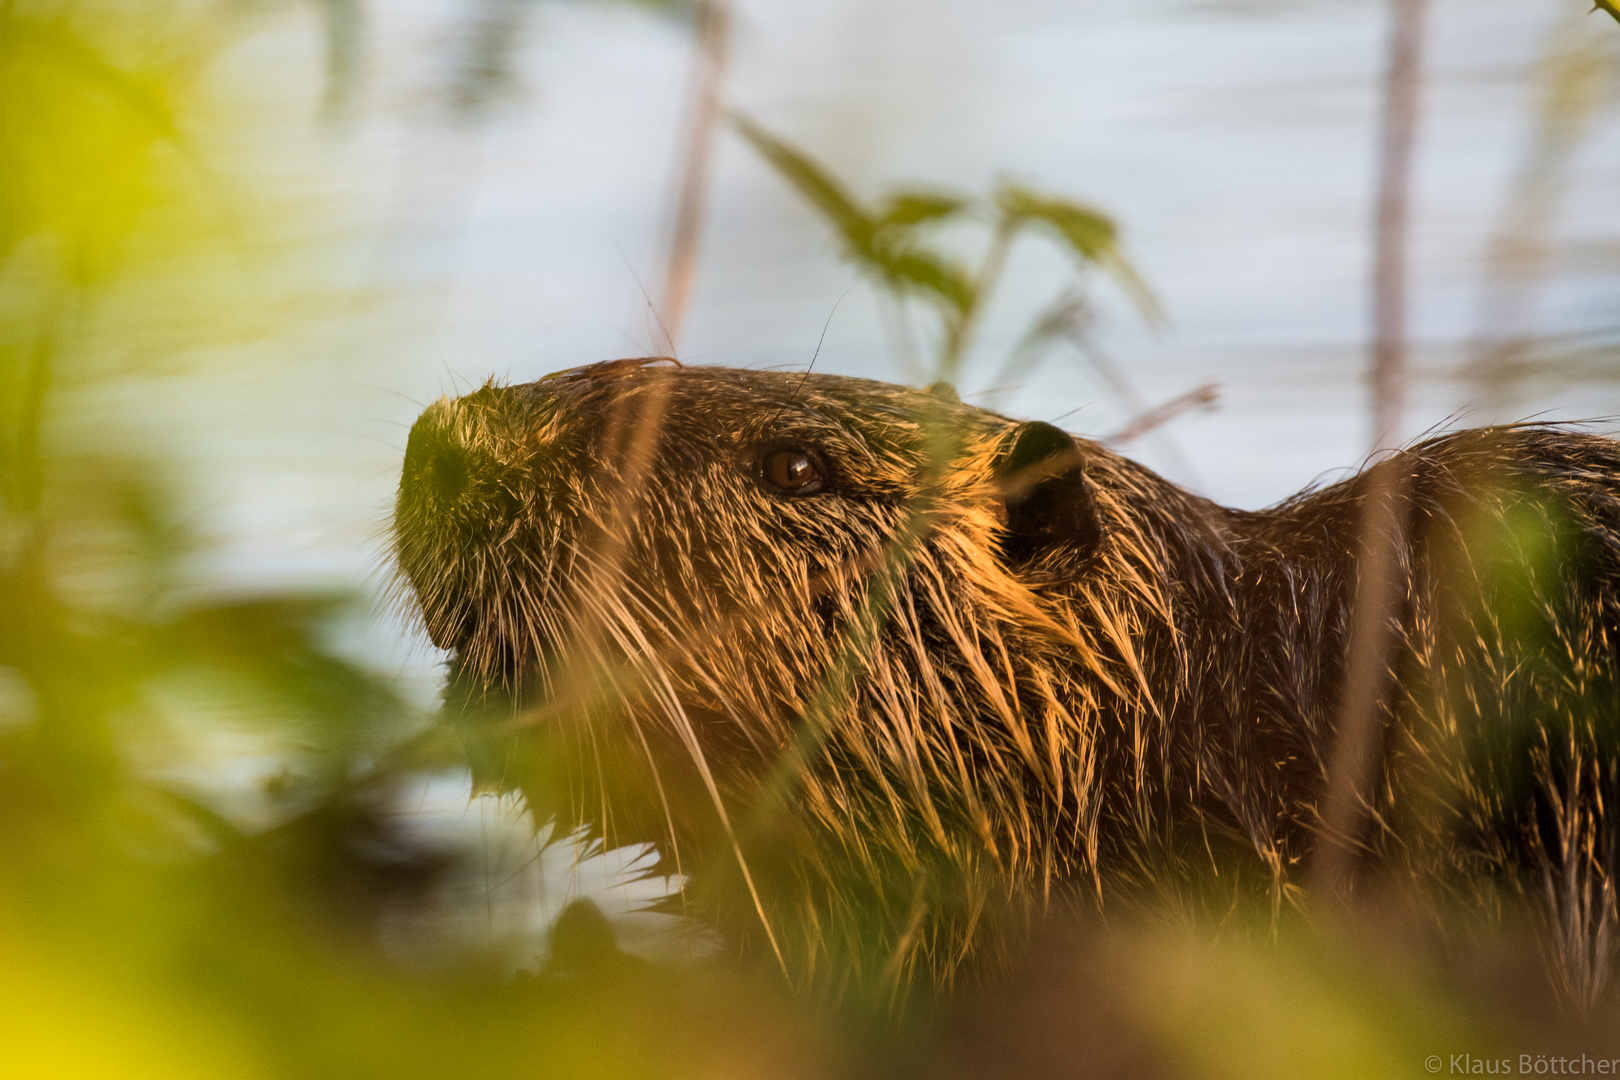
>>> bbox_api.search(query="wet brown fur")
[393,360,1620,1002]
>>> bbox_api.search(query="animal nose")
[399,393,526,527]
[424,441,469,504]
[402,396,513,516]
[402,409,467,510]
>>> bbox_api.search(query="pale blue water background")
[90,0,1619,690]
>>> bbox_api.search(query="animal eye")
[760,446,824,494]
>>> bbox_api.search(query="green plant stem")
[939,219,1016,381]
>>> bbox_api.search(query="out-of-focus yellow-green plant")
[0,5,179,278]
[2,1,183,510]
[733,113,1161,393]
[0,7,412,1077]
[0,8,825,1078]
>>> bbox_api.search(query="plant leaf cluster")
[733,114,1160,383]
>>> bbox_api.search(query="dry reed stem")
[1315,0,1431,904]
[1312,460,1411,903]
[1369,0,1428,453]
[659,0,732,348]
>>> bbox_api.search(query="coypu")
[393,358,1620,1002]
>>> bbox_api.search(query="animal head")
[393,359,1159,989]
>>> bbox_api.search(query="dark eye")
[760,446,825,494]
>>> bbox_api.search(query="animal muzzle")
[395,390,527,651]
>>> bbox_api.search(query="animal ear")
[994,421,1102,579]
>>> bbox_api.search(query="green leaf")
[995,183,1118,261]
[871,244,975,314]
[731,113,875,253]
[996,182,1163,325]
[1596,0,1620,25]
[733,115,973,313]
[874,191,968,229]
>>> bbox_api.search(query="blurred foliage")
[0,1,169,500]
[312,0,362,120]
[0,7,823,1078]
[733,113,1161,390]
[1466,0,1620,417]
[304,0,697,117]
[441,0,701,115]
[0,7,177,281]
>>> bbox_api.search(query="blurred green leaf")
[736,119,1161,384]
[995,182,1163,325]
[1596,1,1620,26]
[733,114,974,314]
[315,0,364,120]
[732,112,876,251]
[444,0,698,115]
[874,191,968,229]
[995,183,1118,261]
[874,246,975,314]
[0,10,181,277]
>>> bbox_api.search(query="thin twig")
[1102,382,1219,447]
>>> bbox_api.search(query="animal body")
[393,359,1620,1002]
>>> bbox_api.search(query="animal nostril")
[404,406,479,510]
[428,444,469,503]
